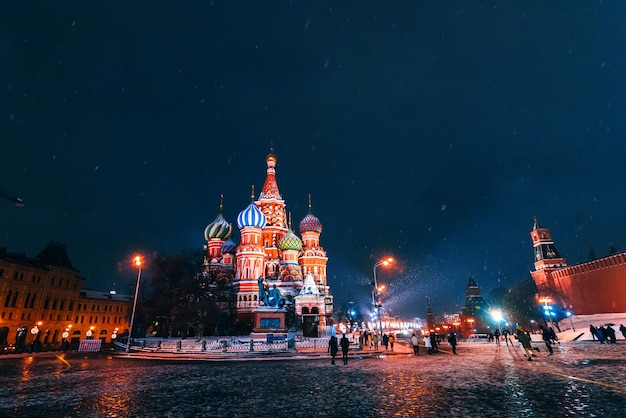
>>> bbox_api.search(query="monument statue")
[267,284,285,308]
[257,277,285,308]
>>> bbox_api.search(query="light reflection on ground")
[0,342,625,417]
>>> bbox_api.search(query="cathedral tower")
[257,151,288,279]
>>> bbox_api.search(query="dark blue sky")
[2,2,625,318]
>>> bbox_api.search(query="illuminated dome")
[278,229,302,251]
[204,213,232,241]
[237,201,267,229]
[220,237,237,254]
[299,213,322,234]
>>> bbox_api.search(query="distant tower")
[530,217,567,290]
[462,276,489,318]
[425,297,435,331]
[460,277,490,335]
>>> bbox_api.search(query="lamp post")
[373,257,393,338]
[126,255,142,353]
[538,296,554,328]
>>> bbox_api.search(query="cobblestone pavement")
[0,341,624,417]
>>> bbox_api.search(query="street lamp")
[373,257,393,338]
[490,309,503,334]
[539,296,555,328]
[126,255,143,353]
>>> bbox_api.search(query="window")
[11,291,18,308]
[4,291,11,307]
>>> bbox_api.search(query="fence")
[115,336,347,355]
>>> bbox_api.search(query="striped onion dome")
[204,213,232,241]
[299,213,322,234]
[237,201,267,229]
[278,228,302,251]
[220,237,237,254]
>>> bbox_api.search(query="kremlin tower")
[202,151,332,336]
[529,218,626,315]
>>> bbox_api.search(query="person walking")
[382,333,389,351]
[411,333,420,355]
[447,332,458,355]
[539,325,554,356]
[516,328,534,361]
[589,324,597,341]
[494,329,501,346]
[430,333,438,353]
[388,333,395,351]
[328,334,338,365]
[373,333,379,350]
[620,324,626,340]
[502,328,513,346]
[425,333,433,354]
[340,333,350,365]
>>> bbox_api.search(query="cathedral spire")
[259,150,280,200]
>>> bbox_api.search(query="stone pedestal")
[251,308,287,339]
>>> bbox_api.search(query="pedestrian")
[539,325,553,356]
[596,326,606,344]
[373,333,379,350]
[494,329,501,346]
[388,333,395,351]
[589,324,597,341]
[411,333,420,355]
[620,324,626,340]
[447,332,458,355]
[382,333,389,351]
[425,333,433,354]
[516,328,534,361]
[548,326,558,345]
[328,334,339,365]
[430,333,438,353]
[605,325,617,344]
[340,333,350,365]
[502,328,513,345]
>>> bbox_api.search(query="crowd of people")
[327,322,626,365]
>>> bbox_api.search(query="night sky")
[2,2,626,318]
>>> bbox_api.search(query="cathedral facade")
[530,218,626,315]
[202,151,332,336]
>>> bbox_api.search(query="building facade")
[0,242,131,350]
[202,151,333,336]
[530,218,626,315]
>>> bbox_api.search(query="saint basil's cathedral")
[201,151,333,336]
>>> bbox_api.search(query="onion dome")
[220,237,237,254]
[299,213,322,234]
[237,201,267,229]
[278,229,303,251]
[204,213,232,241]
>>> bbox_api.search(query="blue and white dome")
[237,201,267,229]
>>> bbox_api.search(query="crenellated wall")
[546,253,626,315]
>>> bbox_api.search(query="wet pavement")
[0,340,624,417]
